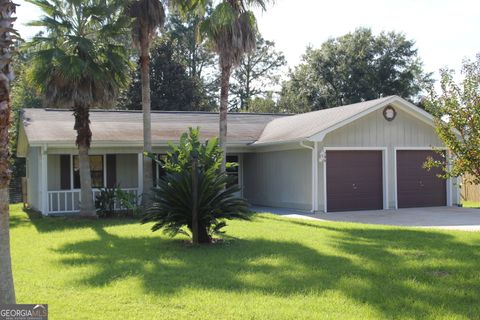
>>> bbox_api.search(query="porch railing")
[47,188,139,214]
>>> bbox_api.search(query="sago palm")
[0,0,17,304]
[199,0,268,171]
[143,128,250,244]
[25,0,132,216]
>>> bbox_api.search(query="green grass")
[462,200,480,208]
[9,204,480,319]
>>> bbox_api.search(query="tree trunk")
[191,156,198,244]
[0,1,17,301]
[140,39,153,205]
[0,188,15,304]
[198,224,211,244]
[0,97,15,304]
[244,56,251,111]
[219,56,232,172]
[73,102,96,217]
[77,144,95,216]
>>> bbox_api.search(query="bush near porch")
[9,204,480,319]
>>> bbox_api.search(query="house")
[17,95,461,215]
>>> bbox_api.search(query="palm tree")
[25,0,132,217]
[128,0,166,204]
[0,0,17,304]
[199,0,268,171]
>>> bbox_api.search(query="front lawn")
[462,200,480,208]
[9,204,480,319]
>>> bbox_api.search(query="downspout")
[300,141,317,213]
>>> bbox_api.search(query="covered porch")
[33,147,145,215]
[29,146,244,215]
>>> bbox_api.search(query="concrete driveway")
[251,206,480,231]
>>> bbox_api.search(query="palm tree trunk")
[73,102,96,217]
[0,72,15,305]
[140,40,153,205]
[0,0,17,302]
[0,188,15,304]
[219,56,232,172]
[198,223,211,244]
[191,156,198,244]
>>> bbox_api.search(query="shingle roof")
[21,109,287,145]
[21,96,429,149]
[254,96,396,144]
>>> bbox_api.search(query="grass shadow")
[10,207,140,233]
[51,216,480,319]
[54,225,354,296]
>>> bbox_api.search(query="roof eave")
[29,140,256,148]
[250,138,305,147]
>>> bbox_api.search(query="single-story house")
[17,95,461,215]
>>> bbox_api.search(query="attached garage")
[396,150,447,208]
[241,95,461,213]
[326,150,383,212]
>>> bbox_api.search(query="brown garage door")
[397,150,446,208]
[326,151,383,212]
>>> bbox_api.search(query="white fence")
[47,188,139,214]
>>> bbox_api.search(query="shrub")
[116,188,141,217]
[95,185,140,218]
[142,128,250,243]
[95,186,117,217]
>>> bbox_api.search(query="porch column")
[137,153,143,198]
[313,142,319,212]
[40,144,48,215]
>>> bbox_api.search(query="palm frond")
[199,1,258,67]
[143,129,250,242]
[24,0,133,110]
[129,0,166,49]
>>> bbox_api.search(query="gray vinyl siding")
[116,154,138,188]
[243,149,311,210]
[321,107,443,147]
[317,107,457,211]
[26,147,40,211]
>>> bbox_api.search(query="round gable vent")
[383,106,397,121]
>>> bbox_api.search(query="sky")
[15,0,480,81]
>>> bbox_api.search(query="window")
[226,155,239,187]
[73,155,104,189]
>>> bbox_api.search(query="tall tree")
[25,0,132,216]
[0,0,17,304]
[425,55,480,184]
[245,93,280,113]
[230,36,286,111]
[279,28,433,113]
[128,0,166,204]
[199,0,268,171]
[117,38,216,111]
[167,11,218,108]
[167,12,216,81]
[9,53,42,196]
